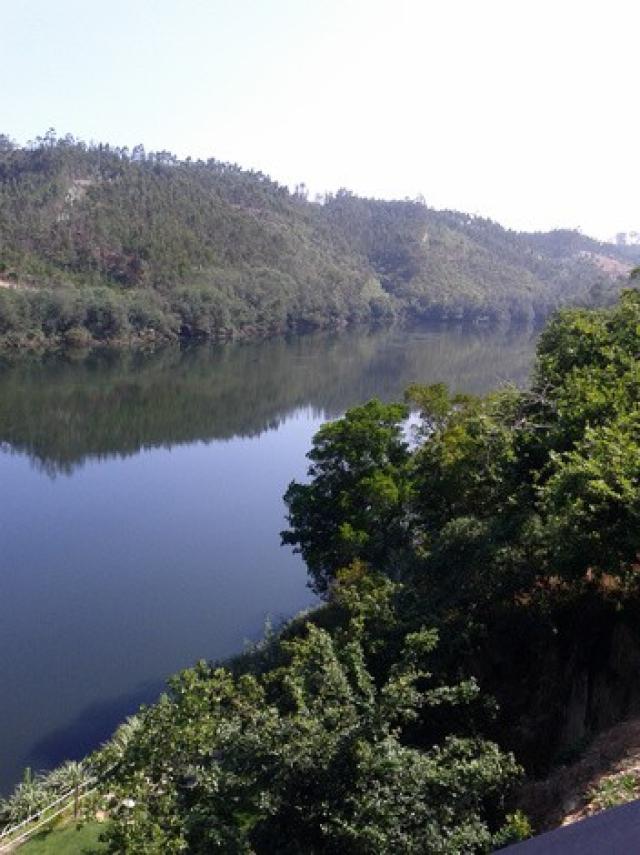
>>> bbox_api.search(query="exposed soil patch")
[580,251,633,278]
[519,717,640,832]
[0,278,37,291]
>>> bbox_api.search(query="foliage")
[491,811,533,849]
[278,287,640,782]
[1,131,637,350]
[0,768,50,826]
[284,289,640,606]
[42,761,90,794]
[282,400,412,592]
[587,773,638,813]
[97,572,521,853]
[0,761,93,831]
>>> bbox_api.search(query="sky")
[1,0,638,240]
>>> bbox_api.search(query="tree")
[282,400,412,593]
[100,571,522,853]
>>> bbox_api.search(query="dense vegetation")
[2,287,632,851]
[90,586,524,853]
[0,130,637,350]
[280,283,640,776]
[283,284,640,600]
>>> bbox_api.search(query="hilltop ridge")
[0,130,637,349]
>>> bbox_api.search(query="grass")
[17,821,106,854]
[587,772,638,813]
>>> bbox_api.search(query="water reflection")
[0,323,537,476]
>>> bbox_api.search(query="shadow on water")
[27,680,166,772]
[0,322,538,476]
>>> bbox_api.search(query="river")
[0,322,538,794]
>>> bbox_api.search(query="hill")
[0,130,637,349]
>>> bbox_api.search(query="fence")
[0,767,114,852]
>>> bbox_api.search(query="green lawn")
[18,821,106,854]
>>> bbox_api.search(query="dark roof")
[499,799,640,854]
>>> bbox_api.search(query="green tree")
[99,572,521,853]
[282,400,412,593]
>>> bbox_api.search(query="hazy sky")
[2,0,638,239]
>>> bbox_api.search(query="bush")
[79,290,129,340]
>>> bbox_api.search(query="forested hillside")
[0,130,637,349]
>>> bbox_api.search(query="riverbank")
[0,281,533,356]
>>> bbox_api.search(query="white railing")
[0,765,116,851]
[0,784,100,852]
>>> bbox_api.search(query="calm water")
[0,324,537,793]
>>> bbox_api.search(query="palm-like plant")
[1,768,49,824]
[99,714,142,766]
[43,760,92,797]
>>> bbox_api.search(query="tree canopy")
[95,569,523,854]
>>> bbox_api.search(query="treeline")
[0,130,637,349]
